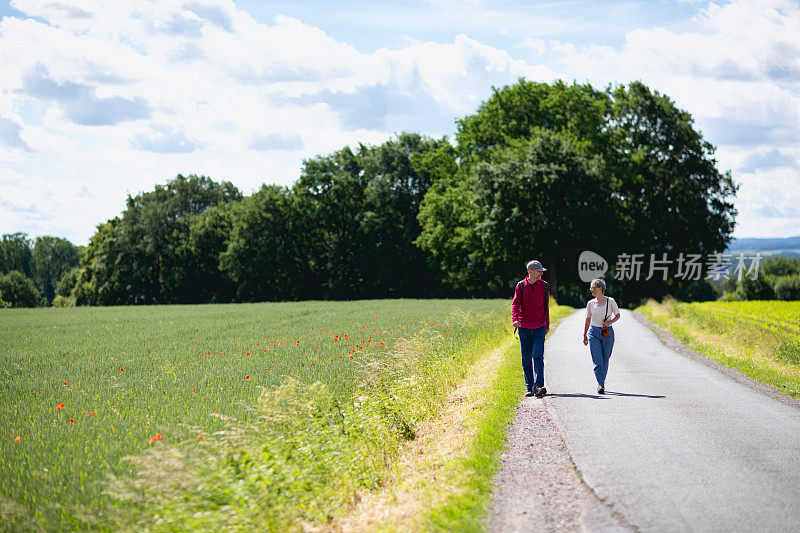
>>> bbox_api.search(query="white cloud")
[539,0,800,238]
[0,0,798,243]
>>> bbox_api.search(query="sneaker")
[535,386,547,398]
[597,385,605,394]
[525,387,534,397]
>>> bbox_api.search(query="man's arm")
[511,282,522,327]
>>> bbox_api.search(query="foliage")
[737,275,775,300]
[55,267,80,299]
[75,174,242,305]
[472,132,618,297]
[292,133,443,299]
[31,236,80,304]
[762,256,800,278]
[774,275,800,301]
[0,233,33,277]
[419,79,738,303]
[0,270,40,307]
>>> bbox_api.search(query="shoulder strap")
[517,280,525,306]
[543,280,550,309]
[604,296,610,322]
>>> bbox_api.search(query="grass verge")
[637,298,800,399]
[420,304,575,531]
[331,303,574,532]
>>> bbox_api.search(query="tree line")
[2,79,745,308]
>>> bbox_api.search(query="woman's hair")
[590,278,606,292]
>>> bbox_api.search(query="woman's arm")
[583,315,591,345]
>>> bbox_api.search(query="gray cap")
[526,260,546,272]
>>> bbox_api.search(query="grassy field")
[1,298,523,530]
[637,299,800,398]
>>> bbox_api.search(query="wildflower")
[120,367,124,372]
[197,434,203,440]
[246,352,250,356]
[56,403,64,411]
[69,418,74,423]
[245,375,250,380]
[88,411,95,416]
[15,436,21,442]
[62,382,67,387]
[191,388,196,392]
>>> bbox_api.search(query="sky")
[1,0,799,246]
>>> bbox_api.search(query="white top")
[586,297,620,327]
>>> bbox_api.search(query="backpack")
[517,279,550,310]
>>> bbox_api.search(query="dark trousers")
[519,326,546,389]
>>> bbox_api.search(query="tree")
[0,270,40,307]
[762,257,800,278]
[293,133,443,299]
[472,132,620,297]
[605,82,738,302]
[77,175,241,305]
[220,185,313,301]
[418,79,738,303]
[0,233,33,277]
[31,236,80,304]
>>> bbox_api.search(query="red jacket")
[511,277,549,329]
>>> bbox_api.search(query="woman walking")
[582,278,621,394]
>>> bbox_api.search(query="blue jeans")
[519,326,546,389]
[588,325,615,385]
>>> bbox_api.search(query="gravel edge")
[488,328,635,533]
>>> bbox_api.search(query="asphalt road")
[542,309,800,532]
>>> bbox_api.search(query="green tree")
[762,256,800,278]
[31,236,80,304]
[0,233,33,277]
[78,175,241,305]
[0,270,40,307]
[56,267,81,300]
[220,185,312,301]
[774,275,800,300]
[472,132,619,296]
[293,133,442,299]
[74,219,123,306]
[419,79,738,303]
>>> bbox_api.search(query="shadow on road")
[545,393,608,399]
[605,391,665,399]
[544,392,666,399]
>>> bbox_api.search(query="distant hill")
[725,236,800,259]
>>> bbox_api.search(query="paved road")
[542,309,800,532]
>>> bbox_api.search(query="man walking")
[512,260,550,397]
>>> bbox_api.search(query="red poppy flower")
[245,375,250,379]
[69,418,74,423]
[56,403,64,411]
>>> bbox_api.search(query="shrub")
[774,275,800,301]
[51,295,75,307]
[0,270,40,307]
[737,276,774,300]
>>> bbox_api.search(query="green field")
[1,299,516,530]
[638,299,800,398]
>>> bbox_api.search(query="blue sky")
[1,0,799,244]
